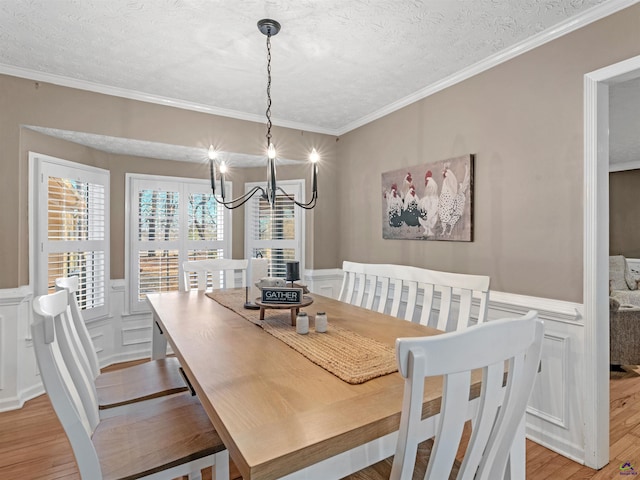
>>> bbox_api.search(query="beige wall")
[336,4,640,303]
[3,5,640,301]
[610,169,640,258]
[1,75,338,288]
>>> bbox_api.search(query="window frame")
[31,152,111,322]
[125,173,232,313]
[244,179,305,277]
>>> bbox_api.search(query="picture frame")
[381,154,474,241]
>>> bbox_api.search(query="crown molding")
[0,64,339,136]
[1,0,635,138]
[336,0,639,135]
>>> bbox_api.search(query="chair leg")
[505,417,526,480]
[212,450,230,480]
[187,470,203,480]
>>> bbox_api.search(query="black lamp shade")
[285,261,300,282]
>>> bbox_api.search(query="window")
[127,174,230,312]
[33,153,110,321]
[244,180,304,277]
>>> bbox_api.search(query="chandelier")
[208,19,319,210]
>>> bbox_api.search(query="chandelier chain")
[266,32,273,149]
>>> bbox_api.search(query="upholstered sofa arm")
[611,290,640,308]
[610,303,640,365]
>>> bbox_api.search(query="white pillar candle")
[250,257,268,302]
[296,312,309,334]
[315,312,327,333]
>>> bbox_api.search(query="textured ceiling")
[1,0,612,135]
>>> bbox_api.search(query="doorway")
[583,54,640,469]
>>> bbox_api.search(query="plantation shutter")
[128,175,230,312]
[244,180,304,278]
[36,155,110,321]
[134,182,181,302]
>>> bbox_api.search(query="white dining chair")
[181,258,249,292]
[341,311,543,480]
[32,289,229,480]
[55,276,188,413]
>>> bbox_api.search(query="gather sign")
[261,288,303,304]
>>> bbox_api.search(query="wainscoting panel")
[121,325,153,347]
[0,314,4,392]
[487,290,586,463]
[107,279,154,364]
[0,286,38,412]
[0,273,592,467]
[304,269,344,299]
[528,332,570,429]
[91,332,105,355]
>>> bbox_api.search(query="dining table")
[147,289,523,480]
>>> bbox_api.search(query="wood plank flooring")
[1,363,638,479]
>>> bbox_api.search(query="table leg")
[291,307,299,326]
[260,307,266,320]
[151,312,167,360]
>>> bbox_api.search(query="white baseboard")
[526,424,586,466]
[0,383,45,413]
[99,349,154,368]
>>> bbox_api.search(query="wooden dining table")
[147,290,512,480]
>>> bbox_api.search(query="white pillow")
[625,259,638,291]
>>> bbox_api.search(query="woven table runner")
[207,290,398,384]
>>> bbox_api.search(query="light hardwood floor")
[1,363,639,479]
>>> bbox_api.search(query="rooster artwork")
[381,154,474,241]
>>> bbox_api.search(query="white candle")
[315,312,327,333]
[296,312,309,334]
[250,257,268,302]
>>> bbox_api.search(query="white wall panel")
[121,325,152,347]
[487,290,586,463]
[0,314,4,391]
[304,269,344,299]
[0,286,38,412]
[0,273,592,468]
[528,333,570,429]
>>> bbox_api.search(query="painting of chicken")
[381,154,473,241]
[438,163,470,236]
[384,183,404,227]
[417,170,439,238]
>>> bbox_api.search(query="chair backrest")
[32,290,103,478]
[55,276,101,379]
[181,259,249,292]
[339,261,490,331]
[391,310,543,480]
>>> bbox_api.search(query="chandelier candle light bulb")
[219,161,228,200]
[208,146,217,195]
[310,148,319,196]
